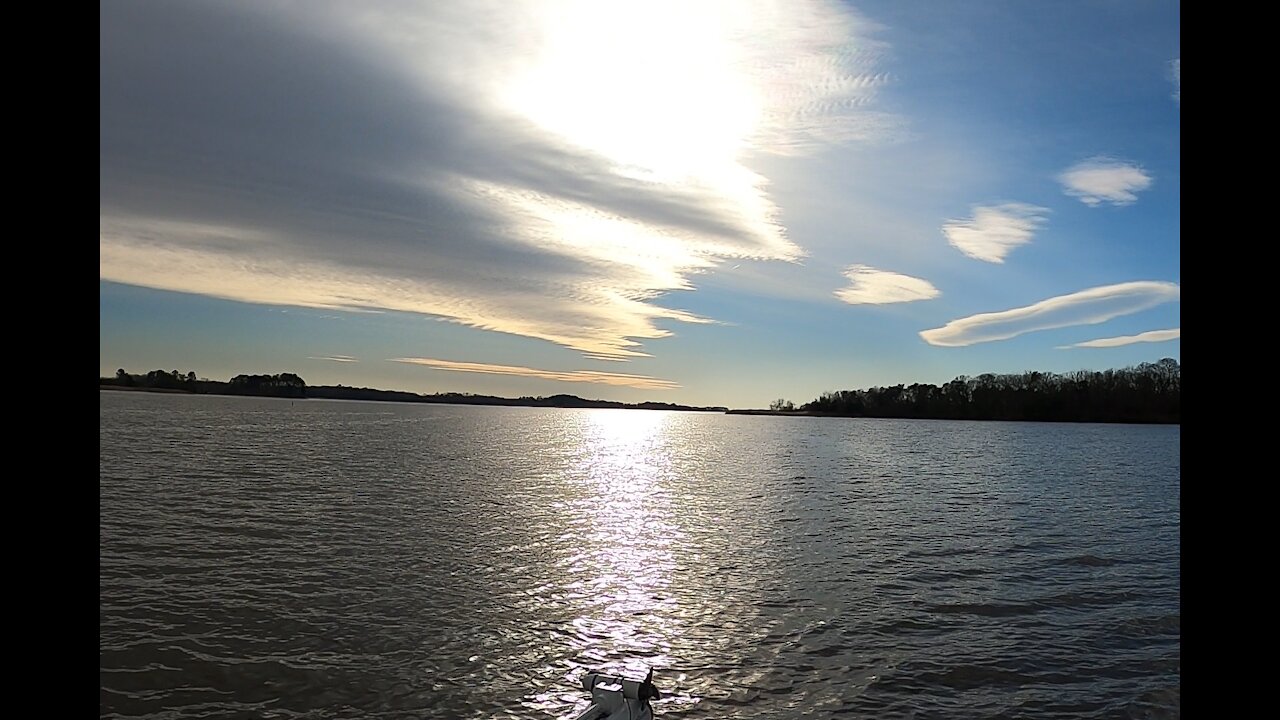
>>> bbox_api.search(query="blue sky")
[100,0,1179,408]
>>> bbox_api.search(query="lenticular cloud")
[941,203,1047,264]
[920,281,1180,347]
[834,265,939,305]
[1057,157,1152,207]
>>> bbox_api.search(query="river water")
[100,391,1179,718]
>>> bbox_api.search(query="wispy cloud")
[834,265,939,304]
[100,0,896,360]
[1059,328,1180,349]
[920,281,1180,347]
[1171,58,1180,104]
[391,357,680,390]
[941,203,1048,263]
[309,355,358,363]
[1057,157,1152,207]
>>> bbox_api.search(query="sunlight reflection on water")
[523,410,693,715]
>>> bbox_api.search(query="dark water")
[100,391,1179,719]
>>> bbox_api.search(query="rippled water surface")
[100,391,1179,718]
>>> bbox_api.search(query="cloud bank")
[920,281,1180,347]
[1060,328,1180,349]
[100,0,894,360]
[1057,157,1152,207]
[941,204,1048,264]
[391,357,680,390]
[834,265,939,304]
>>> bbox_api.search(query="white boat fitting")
[570,669,660,720]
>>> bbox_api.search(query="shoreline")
[100,386,1179,424]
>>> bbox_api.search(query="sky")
[100,0,1180,409]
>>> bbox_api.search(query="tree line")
[307,386,723,411]
[104,369,307,398]
[100,370,723,410]
[778,358,1180,424]
[104,360,1180,422]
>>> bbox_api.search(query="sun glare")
[503,0,761,182]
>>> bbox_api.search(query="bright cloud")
[100,1,894,361]
[920,281,1180,347]
[1060,328,1180,349]
[941,203,1048,263]
[1057,157,1153,206]
[391,357,680,390]
[834,265,940,305]
[309,355,358,363]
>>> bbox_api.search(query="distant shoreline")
[100,385,193,394]
[102,358,1180,424]
[99,381,727,413]
[99,386,1178,425]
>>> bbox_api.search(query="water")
[100,391,1180,719]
